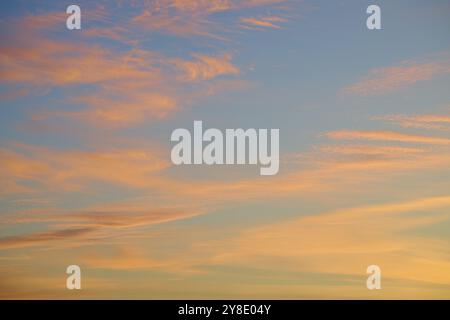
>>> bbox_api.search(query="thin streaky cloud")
[240,16,288,29]
[200,196,450,292]
[326,130,450,145]
[0,207,203,250]
[343,57,450,95]
[375,113,450,131]
[173,53,240,81]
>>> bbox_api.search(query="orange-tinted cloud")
[5,107,450,209]
[0,227,96,250]
[375,114,450,131]
[343,58,450,95]
[82,246,162,270]
[326,130,450,145]
[0,142,170,194]
[0,12,245,127]
[0,206,202,250]
[240,16,287,29]
[173,53,240,81]
[130,0,291,38]
[68,89,177,126]
[200,196,450,296]
[0,36,158,87]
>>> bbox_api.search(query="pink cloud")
[343,59,450,95]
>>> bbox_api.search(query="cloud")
[240,16,287,29]
[343,58,450,95]
[0,143,171,194]
[2,109,450,297]
[130,0,292,38]
[0,207,202,249]
[0,227,96,250]
[0,13,247,127]
[0,1,300,129]
[375,114,450,131]
[315,144,426,156]
[67,89,178,126]
[202,196,450,290]
[326,130,450,145]
[173,53,240,81]
[4,108,450,211]
[0,37,156,87]
[82,246,162,270]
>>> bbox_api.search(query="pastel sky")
[1,0,450,299]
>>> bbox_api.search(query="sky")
[1,0,450,299]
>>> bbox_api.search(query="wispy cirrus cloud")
[0,205,203,250]
[343,57,450,95]
[0,0,299,130]
[0,14,242,126]
[240,15,288,29]
[3,111,450,207]
[198,195,450,296]
[0,142,170,195]
[374,113,450,131]
[129,0,293,38]
[0,227,96,250]
[173,53,240,81]
[326,130,450,145]
[2,110,450,299]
